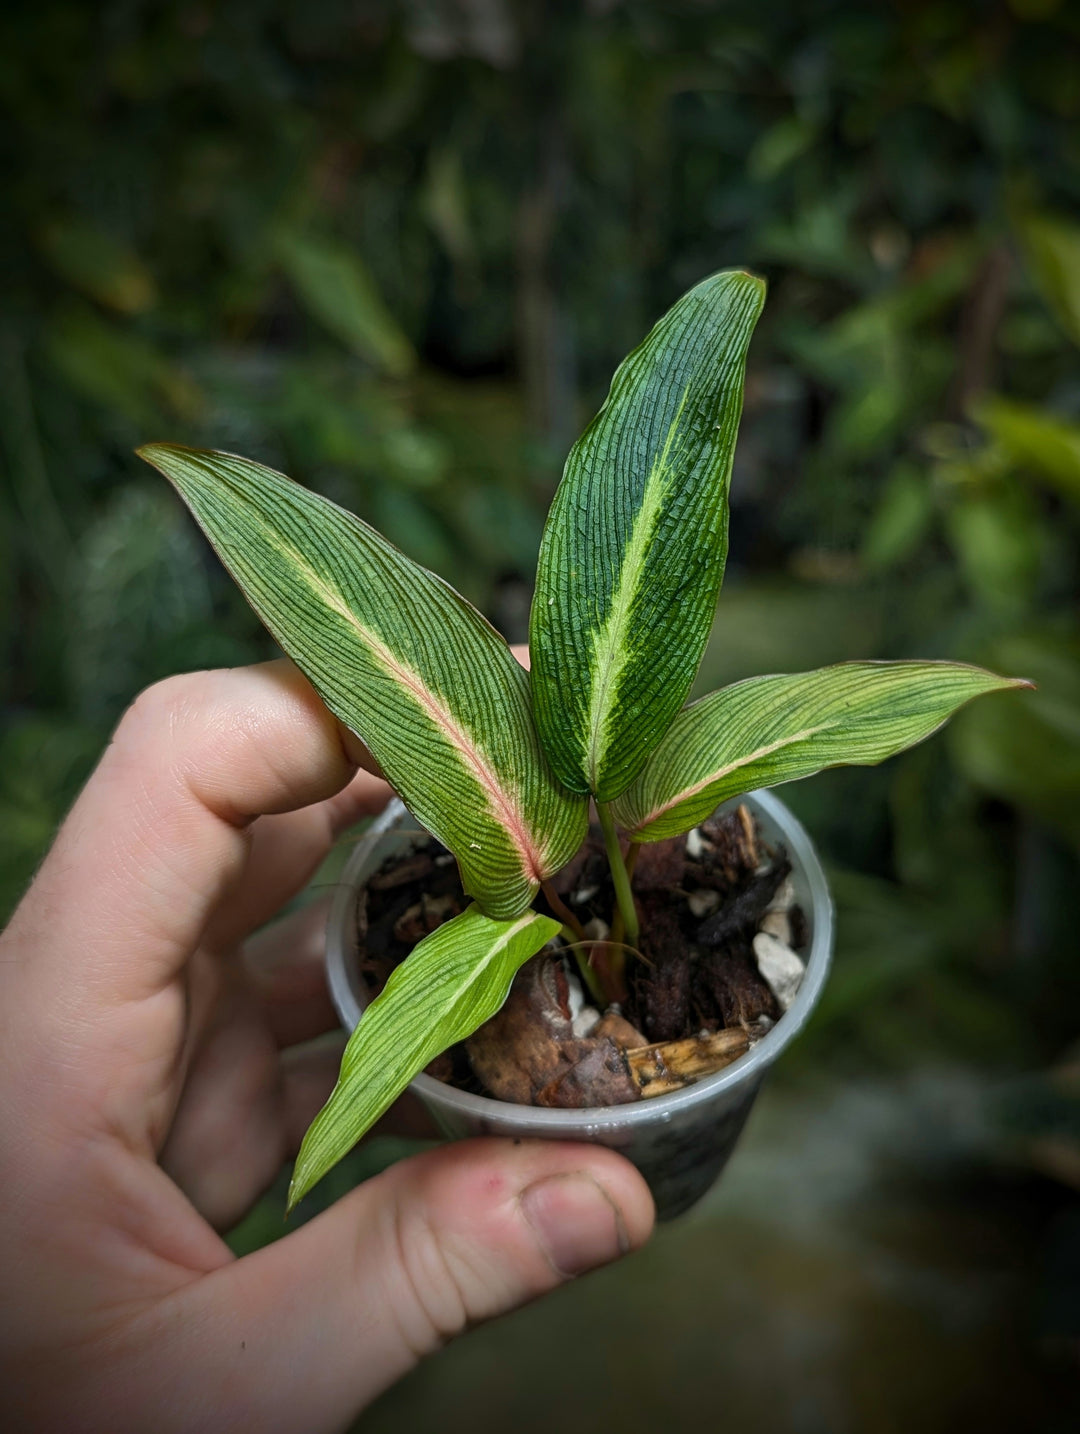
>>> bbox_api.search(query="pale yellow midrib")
[438,910,546,1020]
[634,721,832,831]
[584,390,690,789]
[255,519,545,881]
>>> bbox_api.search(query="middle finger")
[206,765,391,949]
[243,899,340,1049]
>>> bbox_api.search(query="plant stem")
[597,801,639,945]
[608,845,639,950]
[624,841,640,884]
[541,880,587,945]
[573,952,608,1009]
[610,902,624,951]
[541,880,605,1005]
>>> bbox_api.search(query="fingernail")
[519,1172,630,1278]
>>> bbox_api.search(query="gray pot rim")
[325,789,833,1132]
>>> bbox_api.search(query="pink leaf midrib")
[365,632,545,884]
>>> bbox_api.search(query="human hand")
[0,661,653,1433]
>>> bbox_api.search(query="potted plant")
[139,270,1028,1219]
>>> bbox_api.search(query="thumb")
[185,1139,653,1433]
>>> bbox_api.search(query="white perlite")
[571,1005,601,1038]
[753,931,805,1012]
[563,967,601,1038]
[760,909,792,946]
[686,888,721,918]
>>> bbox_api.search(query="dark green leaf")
[530,270,766,801]
[276,231,416,377]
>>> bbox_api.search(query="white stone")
[686,888,721,918]
[563,966,600,1038]
[571,1005,601,1038]
[753,932,805,1012]
[583,917,610,943]
[686,827,707,860]
[564,967,586,1015]
[760,909,792,945]
[571,884,598,906]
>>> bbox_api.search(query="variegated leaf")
[289,904,560,1208]
[613,662,1030,842]
[530,269,766,802]
[139,444,587,917]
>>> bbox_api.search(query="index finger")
[1,662,375,1012]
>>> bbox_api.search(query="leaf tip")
[286,1166,311,1215]
[735,267,767,292]
[978,667,1037,695]
[720,267,767,308]
[135,440,193,469]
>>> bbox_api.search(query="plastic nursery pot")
[325,791,834,1221]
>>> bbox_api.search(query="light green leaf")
[949,642,1080,850]
[138,444,587,917]
[530,269,766,802]
[861,462,934,572]
[276,231,416,377]
[38,218,157,314]
[944,486,1042,614]
[1016,211,1080,347]
[289,904,560,1208]
[748,116,816,181]
[46,305,200,427]
[977,396,1080,503]
[613,662,1030,842]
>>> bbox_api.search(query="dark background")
[3,2,1080,1429]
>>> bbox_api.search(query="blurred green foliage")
[2,0,1080,1118]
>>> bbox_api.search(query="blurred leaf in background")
[1015,210,1080,348]
[276,229,417,377]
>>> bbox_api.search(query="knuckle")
[379,1199,472,1362]
[118,672,211,747]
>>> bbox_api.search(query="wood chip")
[466,956,641,1107]
[593,1009,648,1049]
[626,1028,750,1098]
[736,802,760,868]
[536,1040,638,1107]
[466,956,572,1103]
